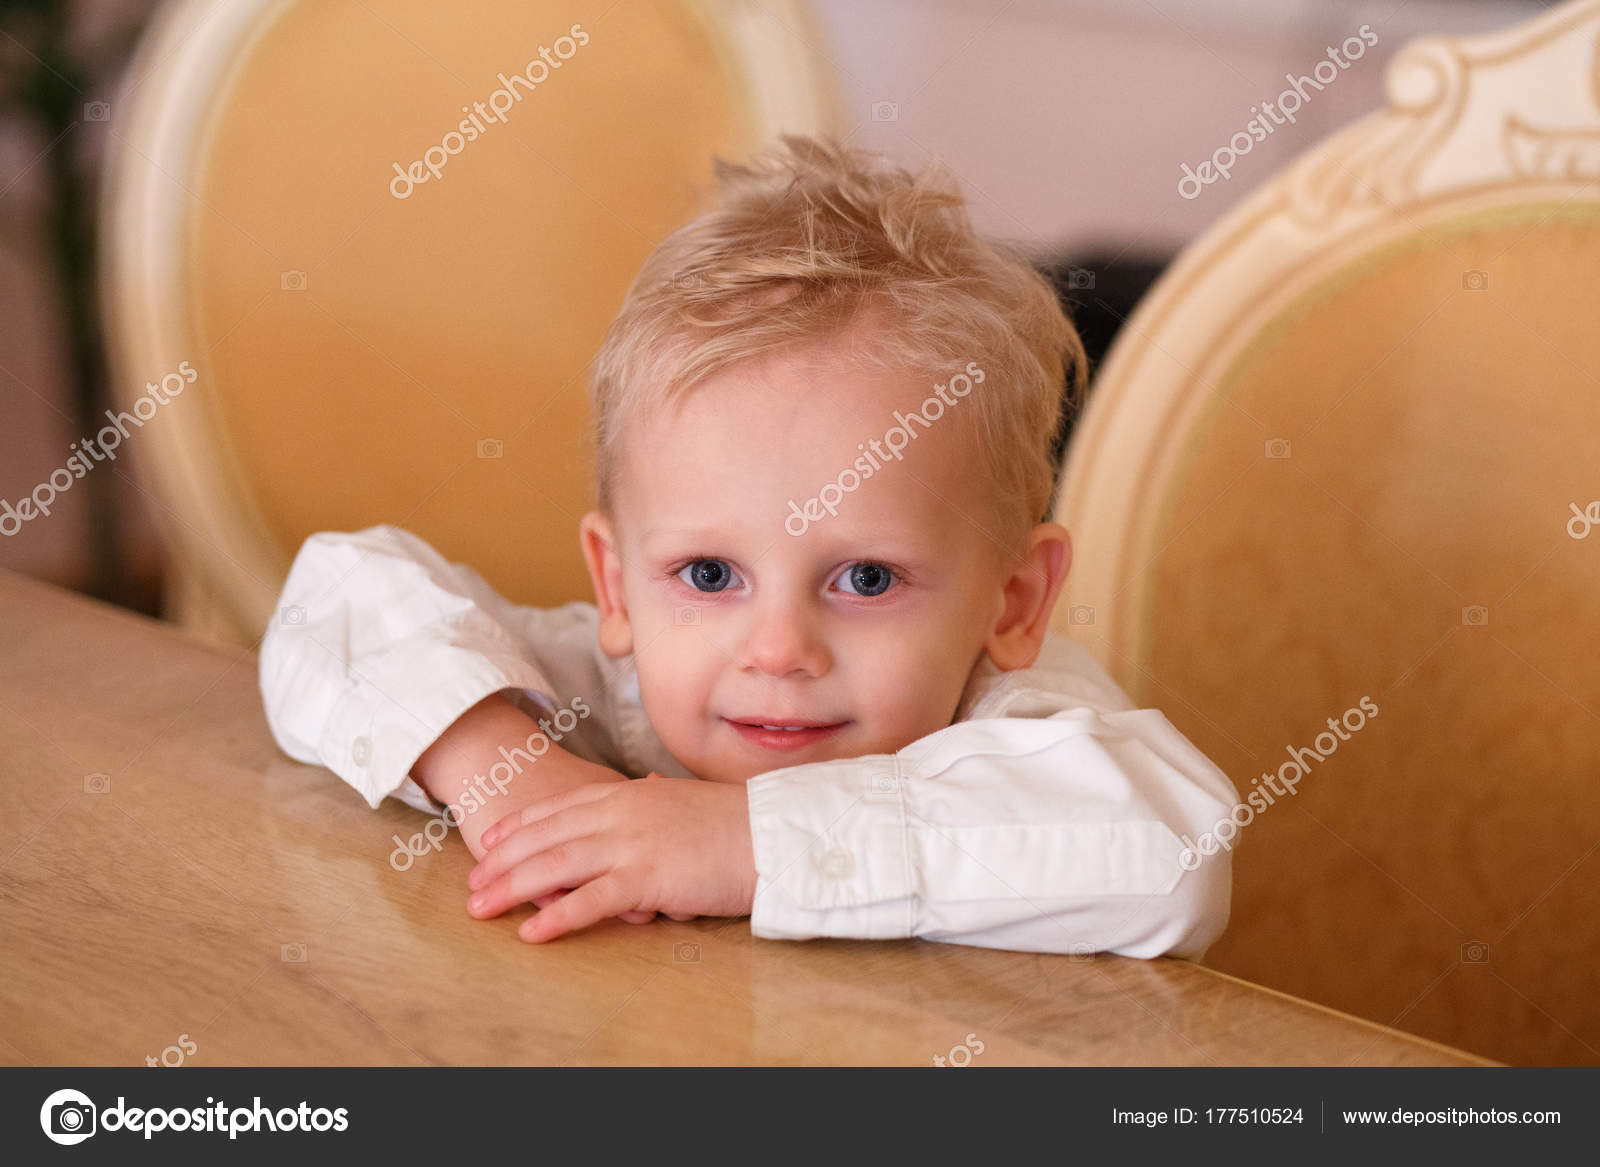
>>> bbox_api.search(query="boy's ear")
[579,511,633,658]
[984,521,1072,672]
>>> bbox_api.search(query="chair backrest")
[1051,0,1600,1065]
[102,0,840,646]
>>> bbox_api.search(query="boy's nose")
[737,604,831,679]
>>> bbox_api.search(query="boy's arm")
[409,692,628,860]
[259,524,615,818]
[742,708,1237,960]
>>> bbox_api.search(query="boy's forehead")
[615,345,988,548]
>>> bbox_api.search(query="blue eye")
[834,562,895,597]
[677,559,740,593]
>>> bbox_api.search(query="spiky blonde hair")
[587,134,1086,555]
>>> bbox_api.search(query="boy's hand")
[409,692,653,923]
[466,774,758,942]
[476,761,660,926]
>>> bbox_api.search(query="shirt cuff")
[318,644,557,811]
[742,734,1200,951]
[746,755,917,941]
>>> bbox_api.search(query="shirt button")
[818,847,853,880]
[351,736,372,766]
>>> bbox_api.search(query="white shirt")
[259,524,1237,959]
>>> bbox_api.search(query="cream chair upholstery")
[101,0,839,647]
[1051,0,1600,1065]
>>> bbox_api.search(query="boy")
[260,135,1236,958]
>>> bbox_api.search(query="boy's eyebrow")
[638,525,720,545]
[639,523,938,562]
[635,525,752,556]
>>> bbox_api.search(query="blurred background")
[0,0,1552,614]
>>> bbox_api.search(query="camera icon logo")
[671,270,701,291]
[281,942,308,962]
[476,438,504,459]
[1066,268,1095,290]
[84,773,110,794]
[40,1088,96,1145]
[1460,940,1489,963]
[1462,269,1488,291]
[1067,942,1096,963]
[280,269,307,291]
[1264,438,1292,459]
[83,101,110,122]
[674,942,700,963]
[1068,604,1095,626]
[279,604,306,625]
[871,100,898,121]
[1461,605,1489,627]
[674,606,699,625]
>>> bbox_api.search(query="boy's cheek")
[865,689,965,754]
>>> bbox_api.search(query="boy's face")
[581,318,1070,784]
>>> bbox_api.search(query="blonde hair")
[587,134,1087,555]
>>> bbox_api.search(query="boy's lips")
[723,717,850,751]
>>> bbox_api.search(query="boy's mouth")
[724,717,850,751]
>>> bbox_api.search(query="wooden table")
[0,569,1491,1066]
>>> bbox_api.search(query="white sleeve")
[744,708,1237,960]
[258,524,566,814]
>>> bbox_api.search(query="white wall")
[810,0,1551,258]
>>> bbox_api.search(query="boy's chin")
[681,753,817,784]
[695,745,863,784]
[698,768,759,785]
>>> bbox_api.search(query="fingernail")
[469,892,488,913]
[467,867,482,889]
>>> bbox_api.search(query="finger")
[520,876,636,943]
[538,891,647,923]
[481,784,619,849]
[470,805,603,891]
[535,889,646,922]
[468,841,602,918]
[480,806,529,851]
